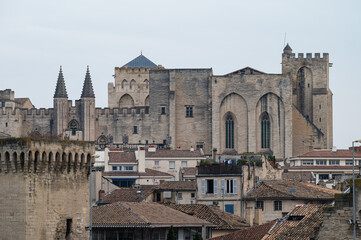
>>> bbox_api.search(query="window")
[261,113,270,148]
[1,101,5,107]
[256,201,264,211]
[346,160,353,166]
[169,161,175,169]
[124,166,134,171]
[359,160,361,165]
[319,174,329,180]
[161,107,166,115]
[302,160,314,166]
[133,126,138,134]
[225,204,234,214]
[178,193,183,199]
[112,166,121,171]
[185,105,193,118]
[225,115,234,149]
[274,201,282,211]
[191,193,195,198]
[222,179,238,194]
[316,160,327,165]
[207,179,214,194]
[196,143,204,150]
[66,219,72,238]
[182,161,187,168]
[5,122,8,127]
[201,179,218,195]
[329,160,340,166]
[154,161,159,166]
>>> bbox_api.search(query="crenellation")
[288,52,329,62]
[315,53,321,59]
[306,53,312,58]
[298,53,304,59]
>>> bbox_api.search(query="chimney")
[104,147,109,171]
[99,189,105,200]
[254,208,262,225]
[245,207,254,226]
[212,148,217,162]
[138,146,145,172]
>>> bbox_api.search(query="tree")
[167,226,176,240]
[193,232,203,240]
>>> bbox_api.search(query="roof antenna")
[141,49,143,55]
[283,32,287,47]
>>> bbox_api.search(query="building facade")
[0,45,333,159]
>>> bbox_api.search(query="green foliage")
[237,159,248,165]
[200,159,208,166]
[167,226,176,240]
[193,232,203,240]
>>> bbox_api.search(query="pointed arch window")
[225,115,234,149]
[261,113,270,148]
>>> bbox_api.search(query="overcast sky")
[0,0,360,149]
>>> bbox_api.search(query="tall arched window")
[261,113,270,148]
[225,115,234,149]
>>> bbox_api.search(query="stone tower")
[282,44,333,149]
[80,66,96,141]
[53,66,69,137]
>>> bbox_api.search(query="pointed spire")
[283,43,292,54]
[54,65,68,98]
[81,65,95,98]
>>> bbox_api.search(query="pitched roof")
[209,221,276,240]
[166,204,248,230]
[282,172,314,182]
[108,151,136,163]
[54,66,68,98]
[122,54,157,68]
[244,181,339,201]
[283,43,292,51]
[103,168,173,177]
[92,202,213,228]
[182,167,196,176]
[293,149,361,158]
[80,66,95,98]
[100,186,156,204]
[157,181,195,191]
[225,66,266,76]
[146,149,204,158]
[266,205,323,240]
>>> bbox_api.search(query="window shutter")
[214,179,218,194]
[233,179,238,194]
[201,179,205,195]
[221,179,225,194]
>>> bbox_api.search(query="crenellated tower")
[53,66,69,137]
[282,44,333,150]
[80,66,96,141]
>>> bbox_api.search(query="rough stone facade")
[0,138,94,240]
[0,45,333,159]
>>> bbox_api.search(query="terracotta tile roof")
[166,204,248,230]
[92,202,213,228]
[103,168,173,177]
[157,181,196,191]
[266,205,323,240]
[108,151,136,163]
[100,186,157,204]
[182,167,196,176]
[244,181,340,201]
[209,221,276,240]
[294,149,361,158]
[146,149,204,158]
[282,172,314,182]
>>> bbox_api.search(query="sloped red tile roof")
[92,202,214,228]
[294,149,361,158]
[100,186,157,204]
[157,181,195,190]
[244,181,340,201]
[209,221,276,240]
[103,168,173,177]
[166,204,248,230]
[108,151,136,163]
[182,167,196,176]
[282,172,314,182]
[146,149,205,158]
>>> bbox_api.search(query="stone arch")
[5,151,10,173]
[67,153,72,174]
[34,151,40,173]
[256,92,285,157]
[119,94,135,108]
[13,152,18,172]
[61,152,66,173]
[219,93,248,153]
[48,152,53,173]
[41,152,47,173]
[87,154,91,176]
[130,79,136,89]
[80,153,85,170]
[74,153,79,174]
[144,95,149,106]
[295,66,313,121]
[20,152,25,172]
[28,151,33,173]
[97,135,107,145]
[55,152,60,173]
[121,79,127,89]
[144,79,149,89]
[68,119,80,136]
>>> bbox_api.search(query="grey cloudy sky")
[0,0,360,149]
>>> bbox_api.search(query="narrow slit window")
[261,113,270,148]
[225,115,234,149]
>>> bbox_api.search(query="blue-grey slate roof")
[122,54,157,68]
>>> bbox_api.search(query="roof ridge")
[263,182,294,198]
[118,202,148,224]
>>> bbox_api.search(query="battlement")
[0,138,94,176]
[95,106,150,117]
[283,52,329,62]
[0,107,54,116]
[115,65,164,74]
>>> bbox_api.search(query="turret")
[283,43,293,55]
[80,66,96,141]
[53,66,69,138]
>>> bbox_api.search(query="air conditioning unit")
[213,201,219,206]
